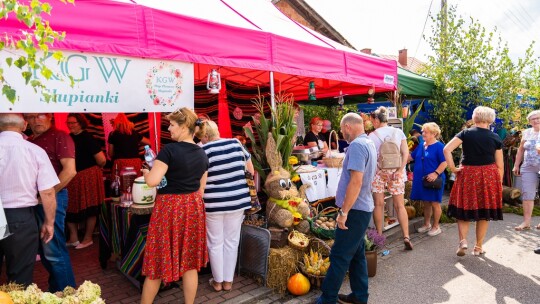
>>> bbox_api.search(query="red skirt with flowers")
[67,165,105,223]
[142,192,208,283]
[447,164,503,221]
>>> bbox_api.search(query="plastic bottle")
[110,164,121,202]
[144,145,156,168]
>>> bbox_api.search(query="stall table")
[99,199,151,288]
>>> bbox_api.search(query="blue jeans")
[36,189,76,292]
[318,209,372,304]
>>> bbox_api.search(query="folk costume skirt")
[66,165,105,223]
[447,164,503,221]
[142,192,208,283]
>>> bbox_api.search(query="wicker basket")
[308,206,339,239]
[322,130,344,168]
[287,231,310,251]
[298,238,331,288]
[322,157,343,168]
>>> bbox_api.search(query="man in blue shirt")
[317,113,377,304]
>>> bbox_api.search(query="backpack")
[373,129,401,169]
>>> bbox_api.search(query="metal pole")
[270,71,275,110]
[152,112,159,152]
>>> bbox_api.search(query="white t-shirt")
[368,126,407,152]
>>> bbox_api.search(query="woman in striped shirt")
[197,120,253,292]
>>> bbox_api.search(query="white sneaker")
[417,225,432,233]
[427,227,441,236]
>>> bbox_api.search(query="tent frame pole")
[270,71,275,110]
[153,112,159,152]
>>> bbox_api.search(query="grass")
[502,205,540,216]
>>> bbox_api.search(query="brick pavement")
[1,235,274,303]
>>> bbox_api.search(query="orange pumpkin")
[0,291,13,304]
[405,205,416,219]
[287,273,310,296]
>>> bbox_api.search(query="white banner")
[0,50,194,113]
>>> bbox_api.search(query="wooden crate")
[269,226,289,248]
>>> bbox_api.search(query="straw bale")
[267,247,302,293]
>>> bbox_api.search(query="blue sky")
[305,0,540,63]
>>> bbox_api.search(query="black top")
[304,131,325,150]
[71,130,102,172]
[108,130,143,160]
[156,142,209,194]
[456,127,503,166]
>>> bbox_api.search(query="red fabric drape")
[217,80,232,138]
[147,113,161,152]
[54,113,69,133]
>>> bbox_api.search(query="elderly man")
[317,113,377,304]
[0,113,59,286]
[25,113,77,292]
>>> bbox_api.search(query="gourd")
[0,291,13,304]
[405,205,416,219]
[287,273,310,296]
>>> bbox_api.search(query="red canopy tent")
[0,0,397,140]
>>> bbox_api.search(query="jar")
[120,166,137,195]
[132,176,156,205]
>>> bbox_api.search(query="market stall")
[1,0,399,294]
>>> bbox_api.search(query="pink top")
[0,131,60,208]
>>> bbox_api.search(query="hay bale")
[404,181,412,200]
[267,247,302,293]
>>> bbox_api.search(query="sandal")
[403,237,413,250]
[536,224,540,230]
[222,281,232,291]
[456,239,468,257]
[209,278,222,292]
[472,245,486,256]
[514,224,531,231]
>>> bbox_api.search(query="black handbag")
[421,144,443,190]
[422,175,443,189]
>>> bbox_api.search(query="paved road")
[273,213,540,304]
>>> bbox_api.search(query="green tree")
[424,5,538,141]
[0,0,73,103]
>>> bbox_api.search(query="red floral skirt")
[142,192,208,283]
[67,166,105,222]
[447,164,503,221]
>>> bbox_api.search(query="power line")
[412,0,435,66]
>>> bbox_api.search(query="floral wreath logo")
[146,62,183,106]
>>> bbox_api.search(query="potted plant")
[364,228,386,277]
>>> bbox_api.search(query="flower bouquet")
[364,228,386,252]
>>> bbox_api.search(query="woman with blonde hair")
[512,109,540,231]
[196,120,253,292]
[408,122,447,236]
[140,108,209,304]
[443,106,503,256]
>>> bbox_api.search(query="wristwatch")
[338,209,348,217]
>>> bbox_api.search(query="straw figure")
[264,134,310,233]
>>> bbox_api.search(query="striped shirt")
[202,139,251,213]
[0,131,59,208]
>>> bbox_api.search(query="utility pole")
[440,0,448,62]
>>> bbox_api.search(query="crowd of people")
[1,104,539,304]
